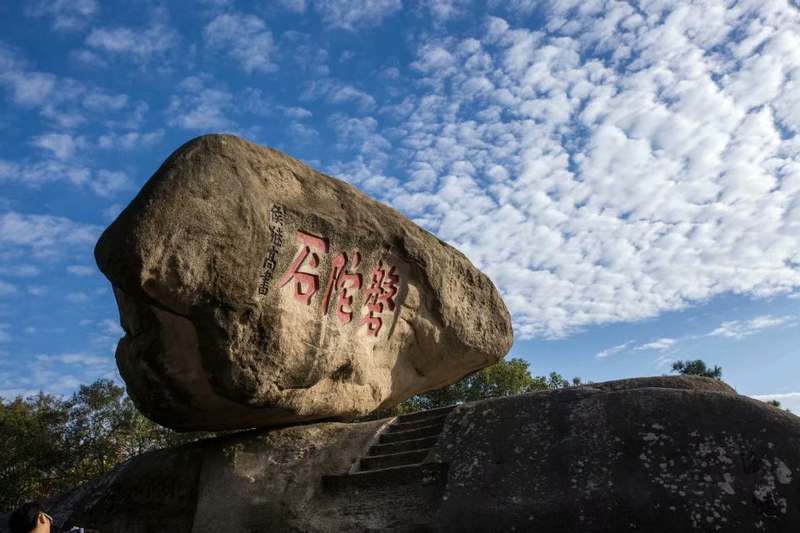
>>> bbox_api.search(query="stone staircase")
[322,405,455,504]
[319,405,456,530]
[351,404,456,475]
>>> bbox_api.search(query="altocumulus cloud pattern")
[327,1,800,339]
[1,0,799,351]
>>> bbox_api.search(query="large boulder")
[18,376,800,533]
[94,134,513,430]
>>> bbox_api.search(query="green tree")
[528,371,581,391]
[0,379,210,512]
[671,359,722,379]
[0,392,71,510]
[766,399,793,414]
[400,358,537,412]
[369,358,585,417]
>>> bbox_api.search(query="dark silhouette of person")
[7,502,52,533]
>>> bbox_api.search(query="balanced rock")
[94,134,513,430]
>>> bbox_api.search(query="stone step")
[385,414,448,433]
[359,449,432,471]
[379,423,444,444]
[367,436,439,456]
[395,405,457,424]
[324,462,448,492]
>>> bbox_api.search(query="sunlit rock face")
[94,134,513,430]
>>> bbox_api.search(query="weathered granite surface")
[12,376,799,532]
[94,134,513,430]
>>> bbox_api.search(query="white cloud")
[97,129,164,150]
[288,122,320,144]
[278,0,308,13]
[167,76,234,130]
[282,106,313,119]
[424,0,472,22]
[101,203,123,220]
[67,265,95,276]
[30,132,87,160]
[85,24,178,63]
[709,315,797,339]
[0,350,116,398]
[36,352,108,366]
[313,0,402,30]
[0,212,100,258]
[85,318,124,355]
[1,265,40,277]
[24,0,97,31]
[0,281,16,296]
[329,113,390,156]
[634,338,678,352]
[655,353,677,370]
[280,31,329,77]
[751,392,800,413]
[596,341,632,359]
[66,291,90,303]
[0,158,89,188]
[70,49,107,67]
[381,67,400,80]
[301,79,376,111]
[204,13,277,74]
[0,44,129,130]
[0,45,57,106]
[99,319,123,337]
[333,4,800,338]
[487,0,536,16]
[82,90,128,112]
[0,157,130,197]
[1,70,56,106]
[90,169,132,197]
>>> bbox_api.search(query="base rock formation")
[11,376,799,533]
[94,134,513,431]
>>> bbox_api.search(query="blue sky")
[0,0,798,412]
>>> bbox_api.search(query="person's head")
[7,502,52,533]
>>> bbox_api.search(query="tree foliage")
[0,380,207,512]
[375,358,585,416]
[670,359,723,379]
[766,399,793,413]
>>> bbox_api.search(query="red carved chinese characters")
[277,231,328,305]
[360,262,399,336]
[276,230,400,335]
[321,252,362,324]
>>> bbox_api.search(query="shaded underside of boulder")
[19,376,800,533]
[94,134,513,430]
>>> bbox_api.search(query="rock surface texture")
[94,134,513,430]
[17,376,800,532]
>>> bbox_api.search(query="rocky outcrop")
[20,376,800,532]
[94,134,513,431]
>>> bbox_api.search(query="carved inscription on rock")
[258,204,286,295]
[275,228,401,336]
